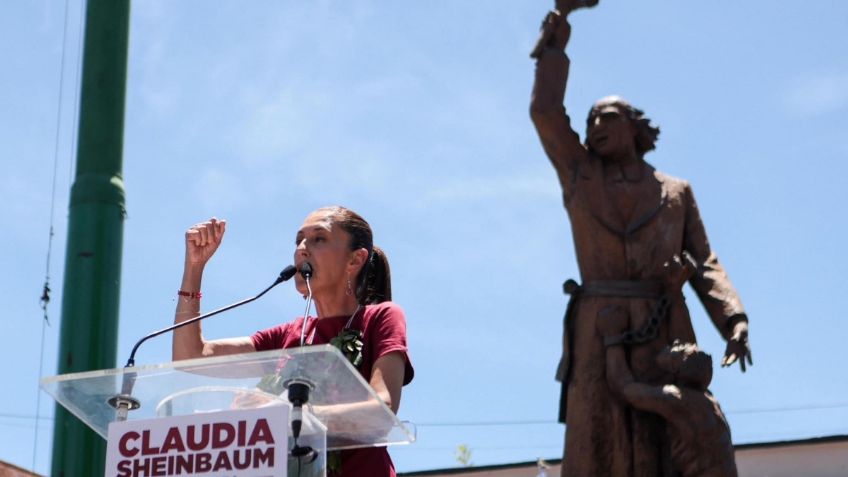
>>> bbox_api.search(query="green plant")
[455,444,473,467]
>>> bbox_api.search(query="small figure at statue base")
[598,258,738,477]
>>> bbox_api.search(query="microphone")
[288,379,317,462]
[109,265,298,422]
[299,262,313,279]
[278,264,298,283]
[124,264,298,368]
[299,262,314,347]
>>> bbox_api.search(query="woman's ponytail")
[359,245,391,305]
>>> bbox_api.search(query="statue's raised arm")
[529,4,596,197]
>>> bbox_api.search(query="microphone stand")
[107,265,297,421]
[290,263,318,464]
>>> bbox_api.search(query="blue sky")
[3,0,848,474]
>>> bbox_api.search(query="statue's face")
[656,343,713,390]
[587,104,637,162]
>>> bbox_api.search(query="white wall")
[736,440,848,477]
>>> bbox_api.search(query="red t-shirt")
[251,301,414,477]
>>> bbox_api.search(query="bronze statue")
[529,2,752,475]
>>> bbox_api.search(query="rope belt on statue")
[562,278,671,347]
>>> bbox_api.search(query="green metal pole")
[51,1,131,476]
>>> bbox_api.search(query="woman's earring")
[346,275,353,296]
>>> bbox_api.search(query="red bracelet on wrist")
[177,290,202,299]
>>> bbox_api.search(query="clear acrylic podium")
[41,345,416,476]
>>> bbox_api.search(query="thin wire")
[417,419,555,428]
[1,401,846,427]
[414,402,848,428]
[0,413,54,421]
[0,421,55,431]
[299,277,314,347]
[35,0,77,471]
[397,444,563,452]
[42,0,77,326]
[724,402,848,416]
[0,400,845,425]
[33,320,50,470]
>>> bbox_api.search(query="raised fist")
[185,217,226,267]
[530,10,572,58]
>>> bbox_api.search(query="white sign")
[105,406,289,477]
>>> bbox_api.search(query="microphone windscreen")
[279,265,297,282]
[299,262,313,278]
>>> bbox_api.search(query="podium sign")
[105,406,288,477]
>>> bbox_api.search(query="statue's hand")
[530,10,572,58]
[721,320,752,372]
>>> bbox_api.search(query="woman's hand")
[185,218,226,267]
[370,351,406,414]
[173,216,254,362]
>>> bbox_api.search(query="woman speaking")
[171,206,414,477]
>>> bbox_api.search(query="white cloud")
[784,71,848,117]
